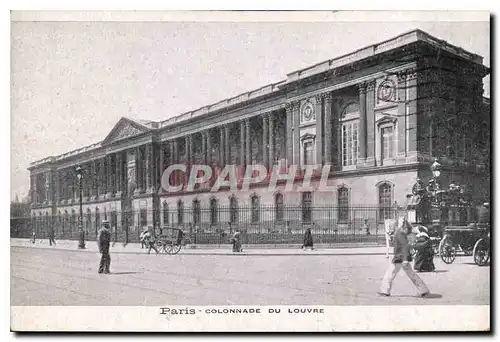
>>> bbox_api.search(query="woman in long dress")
[412,228,435,272]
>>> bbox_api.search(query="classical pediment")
[102,117,151,145]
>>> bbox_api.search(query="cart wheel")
[473,238,490,266]
[164,243,174,255]
[439,235,456,264]
[170,244,181,255]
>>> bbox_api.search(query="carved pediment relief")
[102,118,150,145]
[376,114,398,125]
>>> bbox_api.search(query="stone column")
[315,94,324,165]
[365,81,376,165]
[55,171,60,203]
[106,155,112,197]
[91,161,97,198]
[146,144,153,192]
[201,132,207,165]
[407,69,418,154]
[206,131,212,166]
[188,135,194,167]
[135,147,141,193]
[116,153,122,194]
[159,142,165,185]
[397,72,407,157]
[293,102,301,167]
[219,126,225,168]
[285,103,293,167]
[358,83,368,163]
[224,125,230,166]
[324,93,333,165]
[239,121,245,167]
[245,119,251,166]
[262,115,269,168]
[268,113,275,167]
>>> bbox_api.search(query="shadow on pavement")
[432,270,449,273]
[108,272,142,275]
[463,262,490,267]
[391,293,443,299]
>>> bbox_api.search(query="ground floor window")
[302,192,312,223]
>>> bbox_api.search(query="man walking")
[97,220,111,274]
[379,217,430,297]
[48,226,56,246]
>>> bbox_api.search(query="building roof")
[29,29,489,168]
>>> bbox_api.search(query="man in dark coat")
[412,229,435,272]
[379,217,430,297]
[302,227,314,250]
[97,220,111,274]
[478,202,490,226]
[48,226,56,246]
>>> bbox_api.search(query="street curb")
[11,245,388,257]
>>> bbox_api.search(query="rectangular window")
[379,184,393,221]
[342,121,359,166]
[303,141,315,165]
[338,188,349,222]
[163,204,169,227]
[251,196,260,224]
[302,192,312,223]
[140,209,147,229]
[381,126,395,161]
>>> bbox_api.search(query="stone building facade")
[27,29,490,241]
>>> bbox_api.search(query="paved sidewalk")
[11,238,389,256]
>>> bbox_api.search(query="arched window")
[275,192,284,222]
[177,200,184,225]
[338,186,349,222]
[301,192,313,223]
[192,199,201,226]
[341,102,360,167]
[378,183,393,221]
[162,202,169,228]
[210,198,218,225]
[251,194,260,224]
[229,196,238,224]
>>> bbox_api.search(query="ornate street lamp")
[76,166,86,249]
[430,158,442,179]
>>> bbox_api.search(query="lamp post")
[76,166,86,249]
[430,158,442,185]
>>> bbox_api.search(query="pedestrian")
[97,220,112,274]
[139,227,148,249]
[412,227,435,273]
[379,217,430,297]
[230,231,242,252]
[478,202,490,226]
[302,227,314,250]
[141,226,159,255]
[31,229,36,244]
[48,226,56,246]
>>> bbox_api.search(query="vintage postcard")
[10,10,490,332]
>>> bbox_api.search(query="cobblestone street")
[11,244,490,307]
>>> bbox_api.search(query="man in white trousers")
[379,217,430,297]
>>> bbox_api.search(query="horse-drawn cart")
[156,228,184,255]
[438,224,489,264]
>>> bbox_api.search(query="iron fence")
[11,205,407,245]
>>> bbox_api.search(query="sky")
[10,12,490,201]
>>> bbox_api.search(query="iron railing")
[12,205,408,245]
